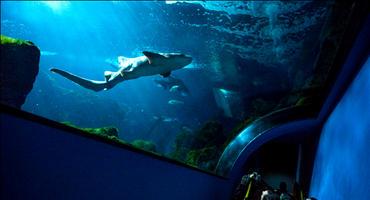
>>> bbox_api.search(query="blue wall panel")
[0,113,229,200]
[310,57,370,199]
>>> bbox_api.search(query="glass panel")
[0,1,353,175]
[215,105,318,176]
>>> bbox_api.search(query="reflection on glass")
[216,105,317,177]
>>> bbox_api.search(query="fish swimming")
[50,51,192,92]
[40,51,58,56]
[155,76,190,96]
[169,85,181,92]
[168,99,184,105]
[152,115,178,122]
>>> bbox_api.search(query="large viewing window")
[0,1,356,175]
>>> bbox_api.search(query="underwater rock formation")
[0,35,40,108]
[131,140,157,153]
[82,126,119,138]
[171,121,226,171]
[62,122,119,138]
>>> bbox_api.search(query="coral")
[131,140,157,153]
[0,35,40,108]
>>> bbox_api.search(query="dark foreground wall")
[0,112,229,200]
[310,56,370,200]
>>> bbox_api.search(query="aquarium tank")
[0,1,354,175]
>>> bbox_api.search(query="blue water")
[1,1,333,166]
[310,57,370,199]
[1,1,221,153]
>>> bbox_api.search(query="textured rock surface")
[62,122,119,138]
[0,35,40,108]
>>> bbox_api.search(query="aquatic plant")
[62,122,119,139]
[1,35,33,46]
[83,127,118,137]
[171,121,226,171]
[131,140,157,153]
[63,122,160,155]
[185,146,220,170]
[170,130,194,161]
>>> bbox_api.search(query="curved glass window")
[1,1,355,175]
[215,105,318,176]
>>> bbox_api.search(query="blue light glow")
[310,57,370,199]
[41,1,70,13]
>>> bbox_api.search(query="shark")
[50,51,192,92]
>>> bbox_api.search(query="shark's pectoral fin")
[118,66,134,78]
[161,71,171,78]
[50,67,108,92]
[104,71,113,81]
[143,51,165,64]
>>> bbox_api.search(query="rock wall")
[0,35,40,108]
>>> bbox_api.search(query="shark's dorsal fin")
[143,51,165,64]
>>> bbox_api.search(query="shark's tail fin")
[50,68,108,92]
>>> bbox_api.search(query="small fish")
[169,85,189,96]
[162,117,178,122]
[40,51,57,56]
[168,99,184,105]
[155,76,190,96]
[153,116,160,120]
[181,126,193,133]
[169,85,180,92]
